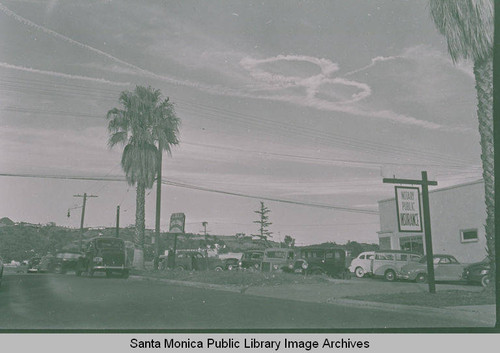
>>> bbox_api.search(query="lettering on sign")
[395,186,422,232]
[169,213,186,233]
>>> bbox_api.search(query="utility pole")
[73,193,98,251]
[383,171,437,293]
[154,141,163,269]
[116,205,120,238]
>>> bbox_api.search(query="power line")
[0,172,379,215]
[0,76,478,166]
[0,103,481,170]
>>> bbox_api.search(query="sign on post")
[395,186,422,232]
[169,213,186,233]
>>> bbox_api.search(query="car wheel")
[214,266,223,272]
[384,269,396,282]
[121,270,129,279]
[106,270,112,278]
[415,273,427,283]
[355,267,365,278]
[481,275,490,287]
[174,266,184,272]
[310,268,323,276]
[75,270,82,277]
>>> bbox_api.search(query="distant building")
[377,180,487,263]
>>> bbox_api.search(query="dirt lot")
[133,267,492,308]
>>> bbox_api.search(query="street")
[0,273,487,329]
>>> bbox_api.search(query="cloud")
[0,62,130,86]
[344,55,400,76]
[0,2,450,131]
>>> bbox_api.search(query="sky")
[0,0,483,245]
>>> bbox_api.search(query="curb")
[129,274,495,326]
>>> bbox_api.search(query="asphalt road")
[0,273,484,330]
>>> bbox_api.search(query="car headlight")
[238,262,242,266]
[480,269,489,275]
[93,257,103,263]
[302,262,308,269]
[273,264,279,270]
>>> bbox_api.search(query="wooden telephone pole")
[383,171,437,293]
[73,193,98,251]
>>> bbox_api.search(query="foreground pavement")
[0,273,493,329]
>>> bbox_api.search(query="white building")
[377,179,487,263]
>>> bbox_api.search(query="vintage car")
[160,250,225,271]
[27,257,42,273]
[261,248,296,272]
[0,256,3,287]
[223,258,240,271]
[27,255,56,273]
[239,250,264,270]
[371,250,422,281]
[348,251,375,278]
[53,251,83,274]
[399,254,465,283]
[462,257,491,287]
[75,237,129,278]
[286,247,350,278]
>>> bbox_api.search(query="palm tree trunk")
[132,180,146,269]
[474,56,495,268]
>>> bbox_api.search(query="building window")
[400,235,424,254]
[460,229,478,243]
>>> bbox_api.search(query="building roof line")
[378,179,483,203]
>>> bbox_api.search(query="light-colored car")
[349,251,375,278]
[371,250,422,281]
[399,254,465,283]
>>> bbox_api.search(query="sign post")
[169,213,186,269]
[383,171,437,293]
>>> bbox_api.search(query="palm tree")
[107,86,180,269]
[429,1,494,265]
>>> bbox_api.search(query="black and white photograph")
[0,0,498,339]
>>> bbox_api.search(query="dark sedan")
[462,257,491,287]
[53,251,83,274]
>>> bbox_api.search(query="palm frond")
[429,0,493,62]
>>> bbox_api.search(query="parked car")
[223,258,240,271]
[462,257,491,287]
[261,248,296,272]
[371,250,422,281]
[349,251,375,278]
[27,257,42,273]
[76,237,129,278]
[53,251,83,274]
[239,250,264,270]
[287,247,350,278]
[27,255,56,273]
[0,256,4,287]
[399,254,465,283]
[160,250,225,271]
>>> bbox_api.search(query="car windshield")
[265,251,286,259]
[96,239,123,249]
